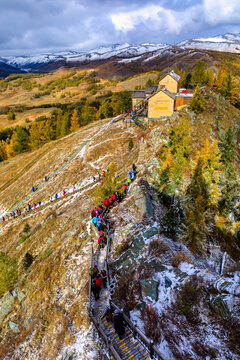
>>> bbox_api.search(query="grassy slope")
[0,117,142,359]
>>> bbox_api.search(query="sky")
[1,0,240,56]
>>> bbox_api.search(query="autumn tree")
[70,109,79,132]
[206,69,215,87]
[0,140,7,162]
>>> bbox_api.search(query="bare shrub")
[148,238,169,258]
[143,305,161,343]
[172,251,193,268]
[115,236,132,257]
[224,262,240,275]
[176,275,203,324]
[137,263,154,280]
[112,272,141,311]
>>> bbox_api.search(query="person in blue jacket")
[92,216,98,227]
[55,193,58,200]
[28,204,31,211]
[12,211,16,218]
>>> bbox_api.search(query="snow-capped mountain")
[1,33,240,75]
[1,43,168,71]
[177,33,240,53]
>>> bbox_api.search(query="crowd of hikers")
[1,169,117,225]
[89,163,137,340]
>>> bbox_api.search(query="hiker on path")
[32,186,35,192]
[113,310,125,340]
[2,217,5,223]
[12,211,16,218]
[55,193,58,200]
[101,269,107,287]
[91,265,99,279]
[92,216,98,227]
[33,203,37,209]
[102,306,113,322]
[63,190,66,196]
[98,173,101,180]
[91,280,100,300]
[49,196,53,202]
[93,176,96,182]
[127,176,131,185]
[108,197,112,206]
[98,236,106,249]
[95,273,103,289]
[38,201,41,207]
[103,199,108,208]
[123,184,128,195]
[28,204,31,211]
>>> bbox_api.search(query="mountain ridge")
[1,32,240,76]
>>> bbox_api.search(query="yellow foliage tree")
[5,133,17,159]
[0,140,7,161]
[196,139,221,206]
[70,109,79,132]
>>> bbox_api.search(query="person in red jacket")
[108,197,112,206]
[63,190,66,196]
[95,274,103,288]
[103,199,108,207]
[112,193,116,202]
[98,236,106,249]
[2,217,6,223]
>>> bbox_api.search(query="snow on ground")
[57,327,98,360]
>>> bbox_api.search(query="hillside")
[0,91,239,359]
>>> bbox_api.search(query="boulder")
[139,280,159,302]
[165,276,172,288]
[143,227,158,239]
[211,295,231,319]
[0,292,15,325]
[9,321,20,333]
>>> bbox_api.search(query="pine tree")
[220,127,236,165]
[56,109,63,139]
[128,138,134,150]
[190,87,205,113]
[185,157,210,254]
[221,74,233,101]
[13,126,30,154]
[60,113,70,137]
[70,109,79,132]
[191,61,206,85]
[219,165,238,217]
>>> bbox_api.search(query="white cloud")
[110,4,202,35]
[203,0,240,26]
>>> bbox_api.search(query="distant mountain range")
[0,33,240,77]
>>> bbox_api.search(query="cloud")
[0,0,240,56]
[110,3,202,35]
